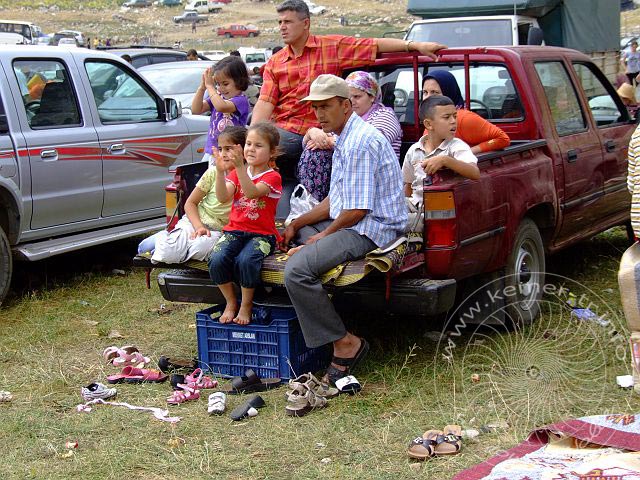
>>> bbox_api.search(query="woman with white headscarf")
[297,71,402,203]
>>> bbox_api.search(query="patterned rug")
[454,414,640,480]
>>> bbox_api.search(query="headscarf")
[345,71,381,102]
[423,69,464,108]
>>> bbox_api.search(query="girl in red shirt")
[209,122,282,325]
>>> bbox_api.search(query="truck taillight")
[424,191,456,248]
[165,180,179,231]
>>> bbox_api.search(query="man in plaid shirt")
[282,75,406,386]
[251,0,446,177]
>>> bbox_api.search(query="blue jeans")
[208,231,276,288]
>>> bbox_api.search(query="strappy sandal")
[167,384,200,405]
[324,338,369,385]
[289,372,339,399]
[433,425,463,455]
[184,368,218,389]
[407,433,436,460]
[158,356,197,373]
[285,383,328,417]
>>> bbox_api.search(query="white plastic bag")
[405,197,424,233]
[285,184,319,227]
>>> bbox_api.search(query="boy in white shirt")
[403,95,480,205]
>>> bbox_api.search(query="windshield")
[0,22,35,41]
[406,19,512,47]
[140,67,205,95]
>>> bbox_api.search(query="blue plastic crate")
[196,302,329,380]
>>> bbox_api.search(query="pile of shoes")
[284,372,362,417]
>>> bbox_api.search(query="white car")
[305,0,326,14]
[202,50,226,61]
[57,38,79,48]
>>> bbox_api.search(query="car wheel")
[0,227,12,306]
[248,32,256,37]
[504,218,545,325]
[225,33,231,38]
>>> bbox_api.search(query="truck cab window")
[572,62,629,126]
[366,67,417,125]
[423,64,525,121]
[85,61,160,123]
[13,60,82,129]
[534,62,586,136]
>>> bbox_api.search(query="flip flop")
[207,392,226,415]
[334,375,361,395]
[433,425,463,455]
[230,394,266,421]
[224,369,281,394]
[106,366,168,384]
[324,338,370,385]
[157,356,198,373]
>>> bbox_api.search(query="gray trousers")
[284,223,376,348]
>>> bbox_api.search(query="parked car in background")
[122,0,152,7]
[202,49,226,61]
[105,47,188,68]
[52,30,84,47]
[238,47,269,70]
[185,0,224,12]
[138,60,217,114]
[304,0,326,14]
[173,11,209,23]
[154,0,182,5]
[0,46,210,306]
[216,24,259,38]
[57,38,79,48]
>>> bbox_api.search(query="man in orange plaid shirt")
[251,0,446,178]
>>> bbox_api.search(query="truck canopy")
[407,0,619,52]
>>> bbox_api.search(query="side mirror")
[163,97,181,121]
[0,114,8,134]
[527,27,544,46]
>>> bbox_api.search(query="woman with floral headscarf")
[297,71,402,204]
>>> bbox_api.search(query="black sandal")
[224,368,281,394]
[325,338,370,385]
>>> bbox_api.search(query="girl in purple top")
[192,56,250,163]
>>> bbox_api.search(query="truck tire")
[504,218,545,325]
[225,33,231,38]
[0,227,12,306]
[248,32,256,37]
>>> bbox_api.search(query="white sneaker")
[81,383,117,401]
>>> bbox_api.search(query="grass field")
[1,227,638,479]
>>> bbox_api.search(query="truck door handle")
[107,143,126,154]
[604,140,616,152]
[40,149,58,160]
[566,149,578,163]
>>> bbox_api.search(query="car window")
[367,67,417,125]
[13,59,82,129]
[534,61,586,136]
[151,54,184,65]
[424,64,525,121]
[131,56,150,68]
[140,67,204,95]
[572,62,629,127]
[85,60,160,123]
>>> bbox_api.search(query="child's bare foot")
[220,303,237,324]
[233,304,252,325]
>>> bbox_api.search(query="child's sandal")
[167,384,200,405]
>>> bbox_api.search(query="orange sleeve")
[456,109,510,153]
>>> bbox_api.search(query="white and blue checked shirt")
[329,112,407,247]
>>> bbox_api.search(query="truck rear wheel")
[0,227,12,306]
[225,33,231,38]
[248,32,256,37]
[504,218,545,325]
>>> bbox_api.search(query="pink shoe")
[185,368,218,389]
[167,384,200,405]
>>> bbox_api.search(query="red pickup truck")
[138,46,633,325]
[216,24,259,38]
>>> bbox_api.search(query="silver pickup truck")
[0,46,210,305]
